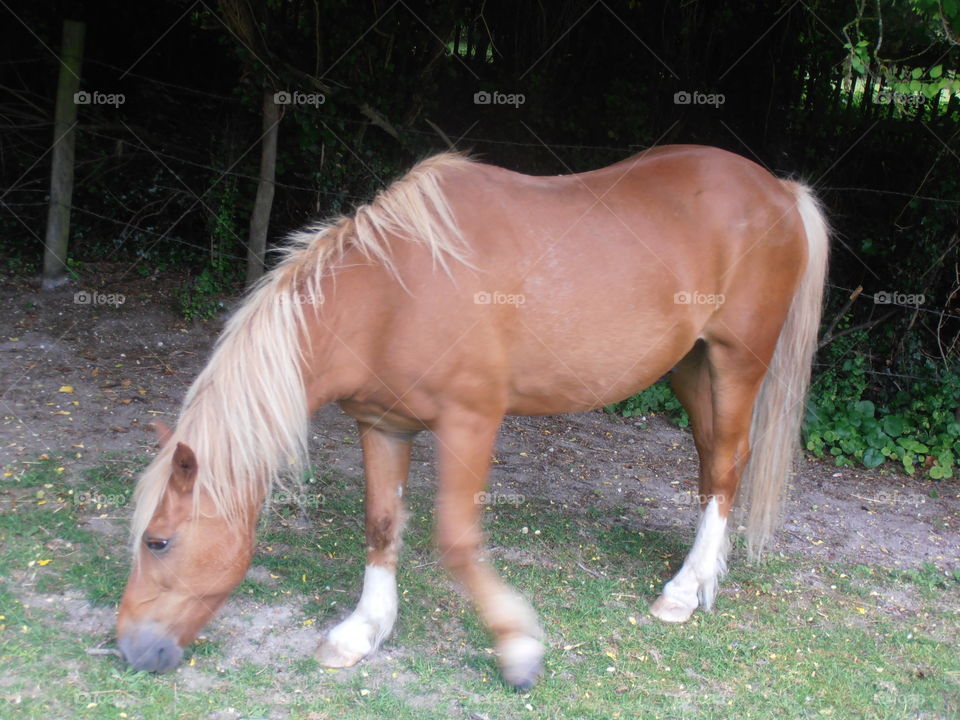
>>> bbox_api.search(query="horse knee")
[436,527,480,572]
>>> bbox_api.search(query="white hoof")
[316,565,397,668]
[316,615,378,667]
[498,634,544,690]
[649,593,697,623]
[651,497,729,623]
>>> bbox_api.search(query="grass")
[0,455,958,719]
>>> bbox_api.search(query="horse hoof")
[315,636,369,668]
[498,635,544,690]
[649,594,696,623]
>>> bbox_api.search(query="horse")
[117,145,828,690]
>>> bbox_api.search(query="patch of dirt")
[202,597,317,669]
[17,588,116,638]
[2,266,958,581]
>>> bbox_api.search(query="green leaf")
[911,67,924,80]
[863,447,885,468]
[930,65,943,79]
[882,415,906,437]
[854,400,875,418]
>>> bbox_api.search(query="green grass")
[0,456,958,719]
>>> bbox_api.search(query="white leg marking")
[651,498,729,622]
[317,565,397,667]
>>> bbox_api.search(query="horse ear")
[170,442,198,495]
[152,419,173,448]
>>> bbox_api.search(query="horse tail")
[740,181,829,560]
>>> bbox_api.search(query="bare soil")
[2,265,957,572]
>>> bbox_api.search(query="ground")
[1,265,958,719]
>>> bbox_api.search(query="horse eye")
[144,537,170,553]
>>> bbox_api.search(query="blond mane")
[129,152,475,549]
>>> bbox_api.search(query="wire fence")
[3,54,960,205]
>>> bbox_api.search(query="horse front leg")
[316,422,412,667]
[434,410,544,690]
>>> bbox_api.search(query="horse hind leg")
[316,422,411,667]
[650,340,765,623]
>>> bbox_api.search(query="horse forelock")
[128,151,473,552]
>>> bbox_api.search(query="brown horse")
[117,146,827,689]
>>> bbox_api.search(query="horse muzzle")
[118,623,183,672]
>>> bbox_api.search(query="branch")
[819,284,863,346]
[819,310,896,350]
[424,117,454,150]
[282,64,400,140]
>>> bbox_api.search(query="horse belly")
[503,310,696,415]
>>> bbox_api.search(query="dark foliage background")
[1,0,958,475]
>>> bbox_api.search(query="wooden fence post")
[246,87,280,287]
[42,19,85,290]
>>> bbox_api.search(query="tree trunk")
[42,19,85,290]
[246,87,280,287]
